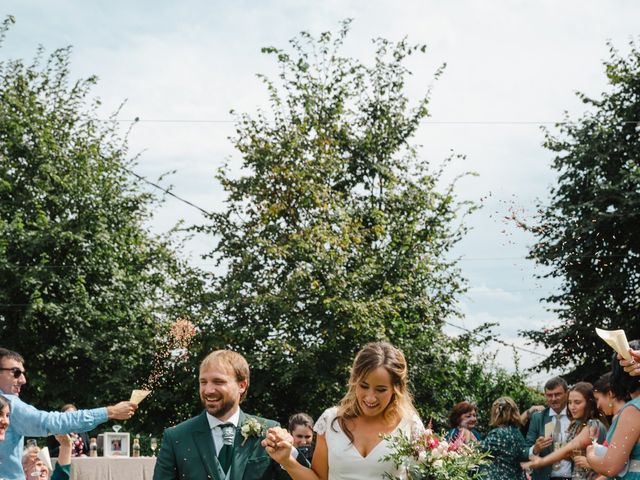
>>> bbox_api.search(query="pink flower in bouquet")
[447,432,465,452]
[381,418,489,480]
[426,435,440,450]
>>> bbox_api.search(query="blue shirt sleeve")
[9,395,108,436]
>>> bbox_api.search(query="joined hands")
[261,427,296,467]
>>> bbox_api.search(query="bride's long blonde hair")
[335,342,417,442]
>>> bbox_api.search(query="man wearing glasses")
[0,348,137,480]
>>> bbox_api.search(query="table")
[67,457,156,480]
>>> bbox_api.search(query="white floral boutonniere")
[240,417,266,446]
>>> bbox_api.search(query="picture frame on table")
[103,432,130,457]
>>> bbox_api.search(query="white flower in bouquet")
[381,420,489,480]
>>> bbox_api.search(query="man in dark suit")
[153,349,306,480]
[525,376,571,480]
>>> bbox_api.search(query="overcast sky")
[3,0,639,385]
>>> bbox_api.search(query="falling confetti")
[142,318,198,392]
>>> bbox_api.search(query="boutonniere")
[240,417,266,446]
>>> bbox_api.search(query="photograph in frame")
[103,432,130,457]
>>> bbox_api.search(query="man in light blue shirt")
[0,348,137,480]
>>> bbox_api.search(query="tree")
[0,16,208,433]
[200,21,526,423]
[523,39,640,381]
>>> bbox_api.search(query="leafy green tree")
[0,16,208,434]
[410,323,544,430]
[200,21,524,423]
[523,39,640,381]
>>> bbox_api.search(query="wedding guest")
[445,401,482,443]
[0,347,137,480]
[22,434,72,480]
[477,396,530,480]
[46,404,90,457]
[525,376,571,480]
[263,342,424,479]
[586,340,640,479]
[1,395,10,441]
[525,382,608,479]
[289,413,314,462]
[565,382,607,479]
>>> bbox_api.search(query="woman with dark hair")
[263,342,424,479]
[477,396,530,480]
[288,413,315,462]
[592,372,629,420]
[445,401,482,443]
[586,339,640,479]
[563,382,608,479]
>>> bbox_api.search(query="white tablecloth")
[66,457,156,480]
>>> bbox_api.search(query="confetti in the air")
[142,318,198,392]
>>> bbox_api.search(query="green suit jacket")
[525,407,554,480]
[153,410,297,480]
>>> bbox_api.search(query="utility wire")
[0,295,550,359]
[443,319,547,357]
[123,167,213,217]
[110,118,640,125]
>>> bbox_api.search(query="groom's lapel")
[230,410,254,480]
[192,411,222,480]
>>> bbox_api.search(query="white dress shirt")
[548,407,572,479]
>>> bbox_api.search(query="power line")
[0,298,550,359]
[110,118,640,126]
[443,319,547,357]
[123,167,213,217]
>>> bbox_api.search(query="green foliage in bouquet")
[381,425,489,480]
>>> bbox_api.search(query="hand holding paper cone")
[130,389,151,405]
[618,347,640,377]
[595,328,632,361]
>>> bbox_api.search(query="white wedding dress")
[314,407,423,480]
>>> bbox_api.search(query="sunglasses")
[0,367,26,378]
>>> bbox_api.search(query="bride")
[263,342,423,479]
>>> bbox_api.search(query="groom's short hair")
[200,350,250,401]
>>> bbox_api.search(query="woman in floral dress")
[478,396,530,480]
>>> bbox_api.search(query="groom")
[153,349,306,480]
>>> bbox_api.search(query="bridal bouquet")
[381,423,488,480]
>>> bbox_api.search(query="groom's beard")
[202,396,236,418]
